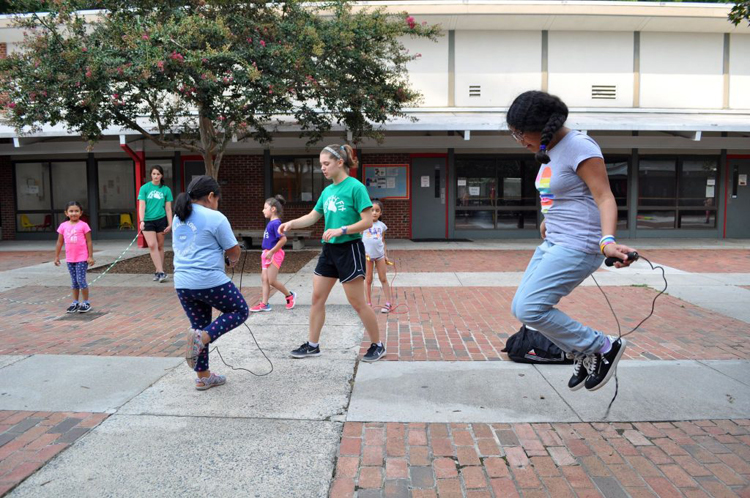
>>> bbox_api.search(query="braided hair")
[506,91,569,164]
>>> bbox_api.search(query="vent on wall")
[592,85,616,100]
[469,85,481,98]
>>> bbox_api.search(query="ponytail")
[322,144,358,170]
[174,175,222,221]
[265,194,286,219]
[506,91,569,164]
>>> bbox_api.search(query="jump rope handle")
[605,251,639,267]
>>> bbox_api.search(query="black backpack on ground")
[501,325,573,364]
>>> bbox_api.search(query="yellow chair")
[20,214,37,231]
[119,213,134,230]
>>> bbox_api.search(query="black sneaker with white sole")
[66,303,79,314]
[158,272,168,283]
[362,343,386,362]
[567,354,594,391]
[290,342,321,358]
[584,338,627,391]
[153,273,160,282]
[78,302,92,313]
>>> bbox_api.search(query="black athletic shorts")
[143,216,168,233]
[314,239,366,283]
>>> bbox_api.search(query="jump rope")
[593,252,668,418]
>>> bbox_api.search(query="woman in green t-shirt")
[137,165,174,283]
[279,144,385,363]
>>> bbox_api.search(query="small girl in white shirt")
[363,200,393,313]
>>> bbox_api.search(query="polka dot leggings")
[67,262,88,289]
[176,282,250,372]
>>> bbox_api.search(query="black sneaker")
[158,272,168,283]
[568,354,594,391]
[153,273,160,282]
[66,303,79,314]
[585,338,627,391]
[362,343,386,362]
[78,302,92,313]
[290,342,321,358]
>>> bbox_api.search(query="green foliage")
[729,0,750,25]
[0,0,440,175]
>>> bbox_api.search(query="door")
[726,158,750,238]
[182,158,206,190]
[411,156,447,239]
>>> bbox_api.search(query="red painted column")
[121,145,147,248]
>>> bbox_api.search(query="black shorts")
[143,216,168,233]
[314,239,366,283]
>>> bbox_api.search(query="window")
[455,157,538,230]
[98,160,136,231]
[606,160,629,230]
[637,157,718,229]
[15,161,87,232]
[272,157,330,202]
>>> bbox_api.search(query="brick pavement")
[387,251,533,273]
[639,250,750,274]
[0,252,58,272]
[0,411,109,496]
[0,285,262,357]
[330,419,750,498]
[362,286,750,362]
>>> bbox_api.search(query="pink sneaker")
[381,303,393,314]
[250,302,272,313]
[285,291,297,310]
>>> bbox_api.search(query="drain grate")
[55,311,108,322]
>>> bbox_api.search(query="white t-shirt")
[362,221,387,260]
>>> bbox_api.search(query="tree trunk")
[203,153,219,178]
[198,109,220,178]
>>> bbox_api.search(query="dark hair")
[322,144,358,170]
[149,165,166,187]
[265,194,286,219]
[506,91,569,164]
[174,176,221,221]
[64,201,83,220]
[371,199,384,222]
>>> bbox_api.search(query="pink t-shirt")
[57,221,91,263]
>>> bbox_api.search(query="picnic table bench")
[234,229,313,250]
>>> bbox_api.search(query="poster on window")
[363,164,409,199]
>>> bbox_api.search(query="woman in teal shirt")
[279,144,386,362]
[137,165,173,282]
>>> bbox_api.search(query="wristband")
[599,235,616,254]
[341,226,348,235]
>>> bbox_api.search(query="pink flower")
[85,69,92,78]
[156,60,165,71]
[142,33,150,40]
[218,116,226,121]
[416,53,422,58]
[202,58,208,63]
[170,51,184,62]
[81,46,88,52]
[260,40,266,48]
[112,93,119,99]
[247,38,252,43]
[406,16,416,29]
[7,102,16,109]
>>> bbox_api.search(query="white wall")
[729,34,750,110]
[640,32,724,109]
[454,31,542,107]
[402,34,450,107]
[548,31,634,108]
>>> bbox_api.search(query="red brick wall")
[360,153,412,239]
[217,155,265,230]
[0,43,6,58]
[0,156,16,240]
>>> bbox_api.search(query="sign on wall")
[363,164,410,200]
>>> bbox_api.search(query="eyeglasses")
[511,131,525,143]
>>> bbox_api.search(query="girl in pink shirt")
[54,201,95,313]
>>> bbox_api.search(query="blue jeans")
[511,241,605,355]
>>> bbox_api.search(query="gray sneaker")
[158,272,168,283]
[153,273,160,281]
[195,373,226,391]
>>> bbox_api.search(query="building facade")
[1,1,749,242]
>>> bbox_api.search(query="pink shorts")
[261,249,285,270]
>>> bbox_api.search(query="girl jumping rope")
[363,199,393,313]
[250,195,297,312]
[137,165,173,283]
[173,176,249,390]
[54,201,95,313]
[279,144,386,362]
[507,91,637,392]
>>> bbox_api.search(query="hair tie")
[539,145,547,151]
